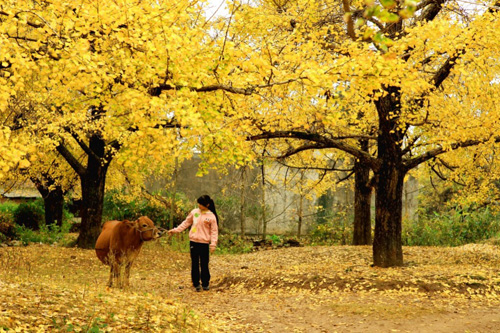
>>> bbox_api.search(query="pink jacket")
[171,208,218,249]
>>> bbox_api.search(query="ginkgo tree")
[0,0,297,248]
[225,0,500,266]
[1,87,81,226]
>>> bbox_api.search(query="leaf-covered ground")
[1,240,500,332]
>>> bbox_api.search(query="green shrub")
[163,232,191,253]
[316,192,334,225]
[102,189,190,229]
[267,234,283,245]
[217,232,253,254]
[13,200,45,230]
[308,211,353,245]
[0,202,18,242]
[15,222,72,245]
[0,209,14,223]
[0,201,18,215]
[213,196,263,231]
[403,208,500,246]
[309,223,336,245]
[0,210,16,242]
[1,199,74,245]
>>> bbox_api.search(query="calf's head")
[133,216,160,241]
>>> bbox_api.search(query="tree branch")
[150,79,300,97]
[404,136,500,171]
[249,131,380,171]
[278,143,331,159]
[417,0,448,22]
[55,142,86,177]
[342,0,356,40]
[430,50,464,89]
[62,127,101,163]
[276,159,353,173]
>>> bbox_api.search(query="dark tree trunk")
[43,187,64,227]
[77,169,107,248]
[373,88,405,267]
[353,140,372,245]
[56,114,116,249]
[240,166,247,236]
[76,135,110,249]
[353,164,372,245]
[33,178,64,227]
[298,194,303,238]
[373,163,404,267]
[261,162,267,240]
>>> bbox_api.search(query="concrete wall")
[150,156,419,236]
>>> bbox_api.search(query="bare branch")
[430,50,464,89]
[430,163,448,181]
[276,159,353,173]
[61,127,101,163]
[249,130,380,171]
[279,143,331,159]
[404,136,500,171]
[417,0,447,22]
[55,142,86,177]
[151,79,300,97]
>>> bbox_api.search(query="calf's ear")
[124,220,136,227]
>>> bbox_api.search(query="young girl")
[168,195,218,291]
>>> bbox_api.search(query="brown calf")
[95,216,161,288]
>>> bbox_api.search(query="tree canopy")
[1,0,500,266]
[0,0,267,246]
[226,0,500,266]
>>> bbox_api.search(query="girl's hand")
[167,229,176,235]
[210,247,216,253]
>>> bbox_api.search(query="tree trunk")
[298,193,303,238]
[353,140,372,245]
[77,165,107,248]
[33,178,64,227]
[44,186,64,227]
[261,162,267,240]
[373,164,404,267]
[373,89,405,267]
[353,165,372,245]
[240,166,247,236]
[169,157,178,230]
[76,136,110,249]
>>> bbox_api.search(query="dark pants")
[190,241,210,288]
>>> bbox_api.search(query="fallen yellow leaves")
[1,242,500,332]
[211,244,500,303]
[0,244,217,332]
[0,278,216,332]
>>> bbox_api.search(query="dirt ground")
[158,244,500,333]
[1,242,500,332]
[179,289,500,333]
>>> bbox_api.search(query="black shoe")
[203,286,210,291]
[195,285,202,292]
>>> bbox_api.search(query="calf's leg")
[109,262,121,287]
[124,260,134,288]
